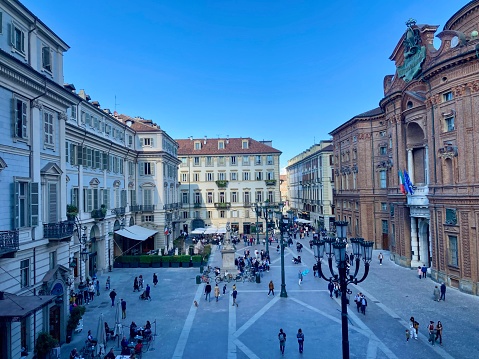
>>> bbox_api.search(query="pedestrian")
[405,329,410,342]
[153,273,158,287]
[77,290,83,305]
[428,321,435,345]
[121,298,127,319]
[435,321,443,345]
[409,317,418,340]
[417,266,422,279]
[232,284,237,291]
[145,284,151,300]
[83,286,89,305]
[95,280,100,296]
[276,245,280,253]
[378,252,383,265]
[278,328,286,355]
[204,282,212,302]
[354,292,362,312]
[334,282,340,298]
[232,288,238,307]
[106,276,111,290]
[298,270,303,286]
[433,285,440,301]
[138,275,144,289]
[328,281,334,298]
[440,282,446,301]
[421,264,427,278]
[214,283,220,302]
[133,277,139,292]
[104,348,115,359]
[268,280,275,296]
[109,289,117,307]
[223,284,227,295]
[360,295,367,315]
[89,282,95,301]
[296,328,304,353]
[312,263,318,277]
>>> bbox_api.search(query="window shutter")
[30,182,39,226]
[8,23,14,46]
[119,159,124,174]
[65,141,69,163]
[131,190,136,206]
[21,101,27,138]
[139,162,144,176]
[87,189,93,212]
[140,138,144,146]
[103,188,109,209]
[141,215,144,222]
[151,138,155,147]
[42,47,51,70]
[48,183,57,223]
[121,190,127,207]
[13,182,19,228]
[102,152,108,170]
[77,145,83,165]
[150,162,155,175]
[71,188,78,208]
[82,146,87,166]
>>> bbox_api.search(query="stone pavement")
[60,236,479,359]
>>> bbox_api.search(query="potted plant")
[191,255,203,267]
[177,255,191,268]
[100,204,107,216]
[66,306,86,343]
[170,256,181,268]
[34,332,58,359]
[67,204,78,221]
[139,255,151,268]
[151,255,162,268]
[161,256,172,268]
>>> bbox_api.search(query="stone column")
[407,148,414,183]
[221,222,236,273]
[424,145,429,185]
[410,216,419,267]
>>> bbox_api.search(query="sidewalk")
[60,236,479,358]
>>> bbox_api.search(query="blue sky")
[22,0,468,170]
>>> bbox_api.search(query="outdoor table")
[115,356,130,359]
[134,335,143,341]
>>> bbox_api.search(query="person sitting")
[143,320,152,339]
[103,348,115,359]
[104,322,114,339]
[130,322,138,338]
[120,336,130,355]
[87,330,97,345]
[134,340,143,355]
[69,348,79,359]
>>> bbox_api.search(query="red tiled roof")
[115,114,161,132]
[176,138,281,156]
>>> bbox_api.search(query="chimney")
[78,89,87,100]
[64,83,76,92]
[103,109,111,115]
[126,120,133,127]
[226,135,229,144]
[91,101,100,108]
[204,136,207,144]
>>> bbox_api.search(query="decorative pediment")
[90,178,100,186]
[341,166,351,175]
[113,180,121,188]
[140,182,156,188]
[438,145,458,159]
[128,181,135,188]
[376,159,394,171]
[0,157,7,172]
[41,162,63,176]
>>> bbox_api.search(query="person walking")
[204,282,212,302]
[232,288,238,307]
[268,280,275,296]
[428,321,435,345]
[298,270,303,286]
[433,285,440,301]
[409,316,418,340]
[89,282,95,302]
[109,289,117,307]
[95,280,100,296]
[421,264,427,278]
[106,276,111,290]
[138,275,144,289]
[153,273,158,287]
[278,328,286,355]
[83,285,89,305]
[435,321,443,345]
[378,252,383,265]
[296,328,304,353]
[214,284,220,302]
[121,298,127,319]
[328,281,334,298]
[223,284,227,295]
[405,329,410,342]
[354,292,362,313]
[360,295,368,315]
[440,283,446,301]
[133,277,139,292]
[145,284,151,300]
[417,266,422,279]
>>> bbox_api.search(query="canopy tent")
[217,227,227,234]
[295,218,312,224]
[204,226,218,235]
[191,228,206,234]
[115,225,158,241]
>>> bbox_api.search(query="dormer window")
[218,141,224,149]
[42,45,52,72]
[194,141,201,150]
[242,140,248,149]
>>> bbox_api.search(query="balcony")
[407,185,429,207]
[111,207,126,216]
[164,203,182,210]
[265,179,277,186]
[43,221,74,241]
[142,205,155,212]
[214,202,231,209]
[130,205,142,212]
[194,203,202,208]
[215,180,228,188]
[91,207,106,220]
[0,230,19,256]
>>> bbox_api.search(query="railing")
[214,202,231,209]
[265,179,277,186]
[43,221,74,240]
[0,229,19,255]
[194,203,202,208]
[215,180,228,188]
[142,205,155,212]
[111,207,126,216]
[91,209,106,219]
[164,203,182,210]
[130,205,142,212]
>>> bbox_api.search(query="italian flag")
[398,170,407,195]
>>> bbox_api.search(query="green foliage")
[203,245,211,260]
[191,255,203,263]
[67,305,86,332]
[161,256,172,263]
[150,255,162,263]
[34,332,58,358]
[139,255,151,264]
[66,204,78,217]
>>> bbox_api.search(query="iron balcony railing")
[163,203,182,210]
[43,221,74,240]
[214,202,231,209]
[111,207,126,216]
[130,205,142,212]
[0,229,19,255]
[142,205,155,212]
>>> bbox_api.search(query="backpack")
[279,333,286,342]
[414,321,419,329]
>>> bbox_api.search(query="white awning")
[295,219,312,224]
[191,228,206,234]
[115,225,158,241]
[204,226,218,234]
[217,227,226,234]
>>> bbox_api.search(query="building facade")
[177,137,281,236]
[286,141,335,230]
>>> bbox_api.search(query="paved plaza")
[62,236,479,359]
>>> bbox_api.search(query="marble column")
[410,216,419,267]
[407,148,414,183]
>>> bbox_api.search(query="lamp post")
[78,226,90,282]
[274,204,290,298]
[313,220,373,359]
[254,202,262,245]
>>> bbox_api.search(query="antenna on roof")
[114,95,120,112]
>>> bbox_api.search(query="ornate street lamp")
[254,202,262,245]
[313,220,373,359]
[274,203,289,298]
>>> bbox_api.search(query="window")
[143,188,153,206]
[128,135,133,147]
[194,192,201,204]
[128,162,134,176]
[255,155,262,165]
[218,141,224,149]
[266,171,274,180]
[220,210,226,218]
[193,173,200,181]
[242,140,248,149]
[71,188,79,209]
[13,96,28,139]
[70,105,77,120]
[448,235,458,266]
[267,155,273,165]
[42,111,55,147]
[445,208,457,225]
[267,191,274,202]
[181,173,188,182]
[445,116,455,132]
[182,192,188,204]
[379,131,386,137]
[381,202,387,211]
[194,142,201,150]
[10,22,25,54]
[141,162,155,176]
[207,192,213,203]
[379,171,386,189]
[182,211,188,219]
[243,171,250,181]
[42,46,52,72]
[142,215,154,222]
[242,156,250,165]
[207,211,212,219]
[353,136,357,143]
[230,172,237,181]
[141,138,153,147]
[20,259,30,288]
[206,172,214,181]
[194,157,200,166]
[379,146,387,155]
[389,138,393,149]
[231,191,237,203]
[206,156,213,166]
[443,91,453,102]
[231,156,237,165]
[244,191,250,204]
[218,172,226,181]
[255,171,263,181]
[14,181,39,228]
[218,156,225,166]
[256,191,263,202]
[219,192,225,203]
